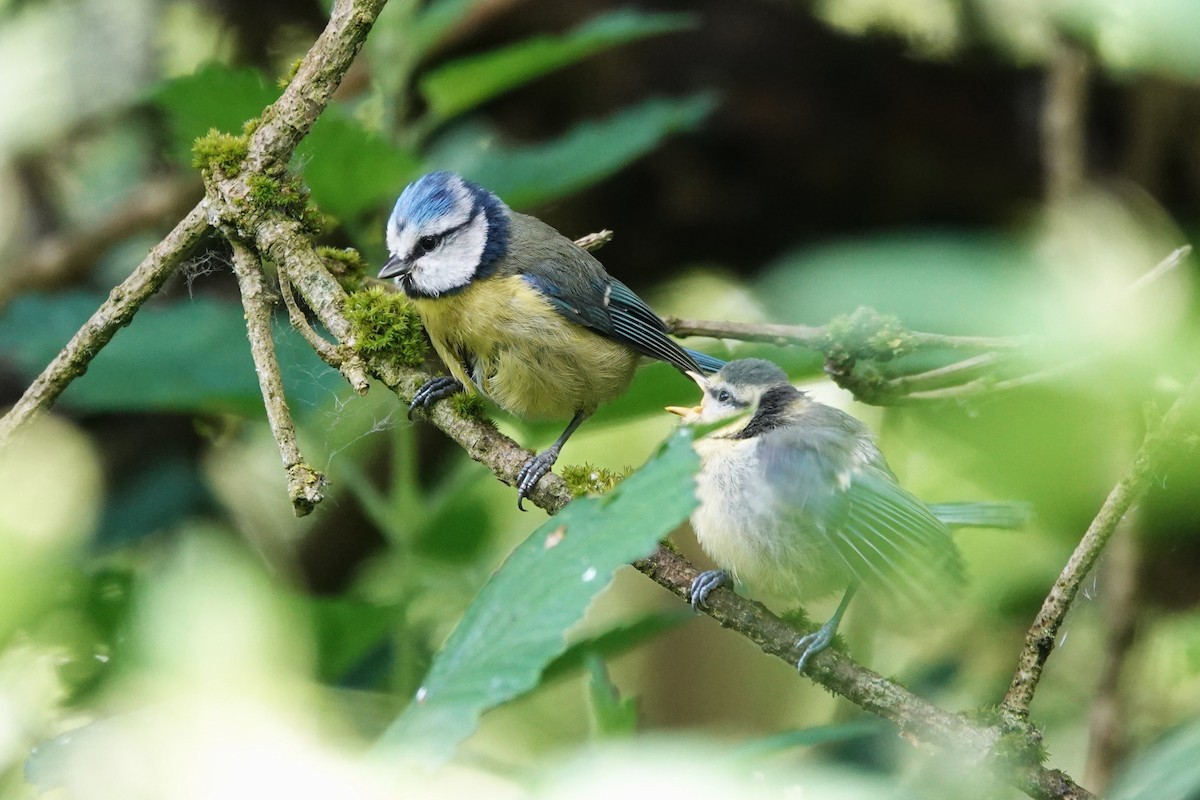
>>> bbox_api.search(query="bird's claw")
[407,376,463,419]
[795,622,836,673]
[688,569,728,611]
[515,448,560,511]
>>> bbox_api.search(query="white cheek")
[408,215,489,296]
[698,400,739,424]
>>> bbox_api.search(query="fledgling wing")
[757,423,964,606]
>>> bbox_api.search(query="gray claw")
[515,449,559,511]
[688,569,728,611]
[795,623,836,673]
[408,376,463,419]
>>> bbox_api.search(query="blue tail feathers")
[685,348,726,375]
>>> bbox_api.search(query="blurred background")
[2,0,1200,797]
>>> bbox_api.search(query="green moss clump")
[449,392,489,422]
[278,57,304,88]
[560,463,632,498]
[191,129,248,174]
[245,173,324,234]
[316,246,368,293]
[824,306,914,363]
[343,286,427,366]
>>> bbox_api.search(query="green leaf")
[585,654,638,737]
[0,293,344,416]
[419,8,697,121]
[1109,719,1200,800]
[150,64,278,165]
[541,609,692,684]
[296,111,420,219]
[429,93,716,209]
[374,430,699,762]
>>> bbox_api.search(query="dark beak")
[378,253,410,280]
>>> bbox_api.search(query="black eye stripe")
[709,387,748,407]
[412,209,480,257]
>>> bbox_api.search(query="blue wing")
[757,422,964,606]
[522,268,721,376]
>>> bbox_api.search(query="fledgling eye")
[714,388,733,404]
[416,234,440,254]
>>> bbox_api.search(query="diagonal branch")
[0,203,210,447]
[229,241,326,516]
[1001,371,1200,715]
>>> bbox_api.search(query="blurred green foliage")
[2,1,1200,799]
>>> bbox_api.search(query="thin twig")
[884,351,1010,393]
[0,203,210,447]
[279,271,370,394]
[574,229,614,252]
[229,242,326,516]
[664,316,1029,352]
[1002,371,1200,715]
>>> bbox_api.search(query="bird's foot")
[515,446,561,511]
[408,376,463,419]
[688,569,728,611]
[795,620,838,673]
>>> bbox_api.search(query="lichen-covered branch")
[243,0,388,172]
[1002,371,1200,715]
[0,203,210,447]
[229,241,325,516]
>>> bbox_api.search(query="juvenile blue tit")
[379,171,723,508]
[667,358,1027,671]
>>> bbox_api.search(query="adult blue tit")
[379,171,724,508]
[667,358,1028,671]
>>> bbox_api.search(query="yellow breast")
[413,275,639,420]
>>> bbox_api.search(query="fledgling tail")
[928,501,1032,531]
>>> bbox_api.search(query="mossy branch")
[665,245,1190,406]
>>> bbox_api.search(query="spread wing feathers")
[758,426,963,606]
[520,260,707,375]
